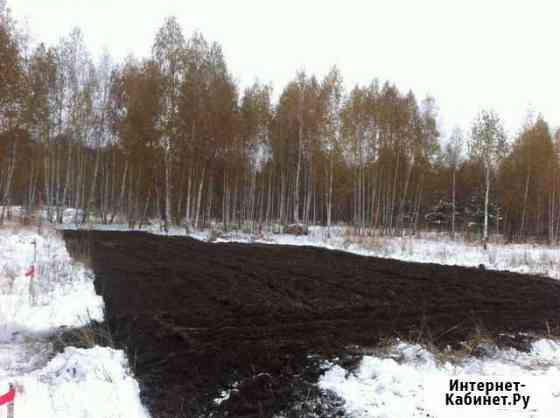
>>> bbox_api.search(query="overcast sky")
[8,0,560,137]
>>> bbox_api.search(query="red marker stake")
[24,265,35,278]
[0,384,15,418]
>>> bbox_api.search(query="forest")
[1,7,559,242]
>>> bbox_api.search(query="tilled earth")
[63,230,560,417]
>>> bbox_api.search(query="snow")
[1,346,148,418]
[213,381,238,406]
[208,226,560,280]
[319,339,560,417]
[0,226,103,339]
[0,223,149,418]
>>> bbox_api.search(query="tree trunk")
[194,165,206,229]
[451,168,456,236]
[520,167,530,238]
[164,148,172,232]
[483,164,490,249]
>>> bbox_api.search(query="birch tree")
[321,66,343,233]
[153,16,186,231]
[469,110,507,247]
[445,127,464,236]
[0,10,26,223]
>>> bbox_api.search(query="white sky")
[8,0,560,137]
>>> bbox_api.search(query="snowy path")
[0,225,149,417]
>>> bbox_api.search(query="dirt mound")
[63,230,560,417]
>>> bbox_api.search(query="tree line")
[1,9,559,242]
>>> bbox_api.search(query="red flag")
[24,265,35,278]
[0,386,15,406]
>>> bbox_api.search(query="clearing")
[63,229,560,417]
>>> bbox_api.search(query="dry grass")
[51,320,114,351]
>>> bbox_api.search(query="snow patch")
[9,346,149,418]
[0,227,104,340]
[0,224,149,417]
[319,339,560,417]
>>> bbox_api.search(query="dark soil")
[63,230,560,417]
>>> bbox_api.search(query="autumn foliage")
[1,9,558,241]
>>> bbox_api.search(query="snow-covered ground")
[0,223,149,418]
[0,226,103,339]
[319,339,560,418]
